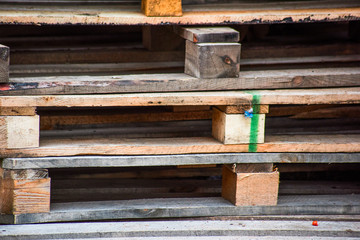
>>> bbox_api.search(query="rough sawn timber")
[2,67,360,95]
[0,87,359,107]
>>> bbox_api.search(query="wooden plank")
[3,68,360,95]
[1,134,360,158]
[0,107,36,116]
[3,153,360,169]
[2,195,360,224]
[212,108,265,144]
[185,41,240,78]
[222,165,279,206]
[141,0,182,17]
[0,169,50,215]
[0,2,360,25]
[216,105,269,114]
[1,219,360,238]
[174,27,239,43]
[171,106,211,112]
[0,45,9,83]
[0,115,39,149]
[2,87,359,107]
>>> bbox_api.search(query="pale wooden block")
[185,41,240,79]
[222,165,279,206]
[0,44,9,83]
[212,108,265,144]
[141,0,182,17]
[0,115,39,148]
[174,27,239,43]
[0,107,36,116]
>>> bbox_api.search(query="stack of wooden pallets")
[0,1,360,237]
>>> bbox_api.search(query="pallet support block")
[221,164,279,206]
[212,107,265,144]
[0,44,9,83]
[0,108,39,148]
[141,0,182,17]
[0,168,50,214]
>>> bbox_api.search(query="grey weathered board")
[2,153,360,169]
[0,195,360,224]
[2,67,360,95]
[174,27,240,43]
[1,219,360,239]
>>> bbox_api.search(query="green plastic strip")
[248,94,261,152]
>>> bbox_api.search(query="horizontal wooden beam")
[0,2,359,25]
[0,87,359,107]
[174,27,239,43]
[2,153,360,169]
[3,67,360,95]
[1,195,360,224]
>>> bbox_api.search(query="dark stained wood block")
[0,44,9,83]
[185,41,240,78]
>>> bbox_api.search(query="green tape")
[248,94,261,152]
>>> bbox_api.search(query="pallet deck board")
[0,1,359,25]
[1,134,360,158]
[1,87,360,107]
[2,68,360,95]
[1,195,360,224]
[3,153,360,169]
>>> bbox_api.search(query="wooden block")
[0,169,50,214]
[185,41,240,78]
[212,107,265,144]
[222,165,279,206]
[216,105,269,114]
[174,27,240,43]
[0,107,36,116]
[141,0,182,17]
[0,44,9,83]
[0,115,39,149]
[143,26,184,51]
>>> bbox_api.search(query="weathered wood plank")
[2,153,360,169]
[0,2,359,25]
[1,218,360,238]
[0,107,36,116]
[216,105,269,114]
[1,134,360,158]
[1,195,360,224]
[185,41,240,78]
[1,87,359,107]
[0,115,39,149]
[174,27,239,43]
[3,68,360,95]
[0,45,9,83]
[141,0,182,16]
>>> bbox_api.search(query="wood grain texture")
[141,0,182,16]
[212,108,265,144]
[2,195,360,224]
[222,166,279,206]
[174,27,239,43]
[0,107,36,116]
[3,67,360,95]
[1,134,360,158]
[3,153,360,169]
[185,41,240,78]
[0,115,39,149]
[0,2,359,25]
[216,105,269,114]
[0,45,9,83]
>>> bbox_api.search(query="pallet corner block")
[221,164,279,206]
[141,0,182,17]
[212,107,265,144]
[0,44,10,83]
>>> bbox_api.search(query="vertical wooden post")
[212,106,266,144]
[175,27,240,79]
[0,107,39,149]
[0,44,9,83]
[222,164,279,206]
[141,0,182,17]
[0,168,50,214]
